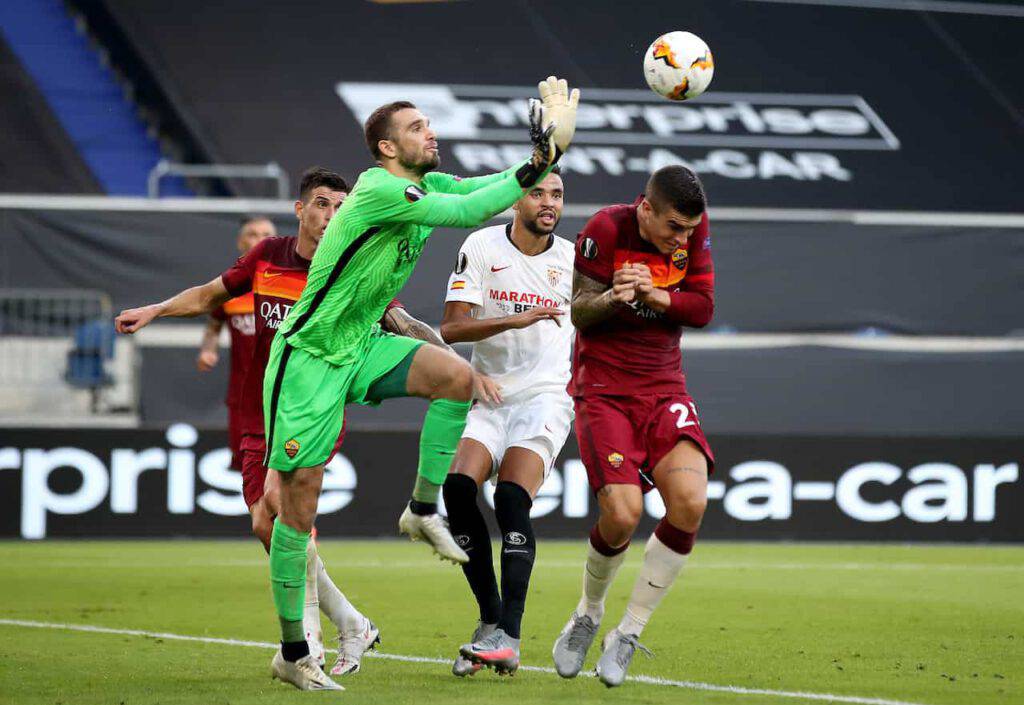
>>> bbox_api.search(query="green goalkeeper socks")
[414,398,471,504]
[269,518,309,643]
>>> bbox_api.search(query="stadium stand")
[0,1,189,195]
[93,0,1023,210]
[0,37,100,193]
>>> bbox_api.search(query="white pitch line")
[25,559,1024,572]
[0,618,933,705]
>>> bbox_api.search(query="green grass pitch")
[0,540,1020,705]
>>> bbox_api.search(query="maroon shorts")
[227,403,244,472]
[574,393,714,493]
[240,434,270,509]
[240,423,348,509]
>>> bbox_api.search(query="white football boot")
[270,649,344,691]
[398,504,469,564]
[330,617,381,676]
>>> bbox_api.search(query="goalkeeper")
[264,78,580,691]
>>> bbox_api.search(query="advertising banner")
[2,425,1019,542]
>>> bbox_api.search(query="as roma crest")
[671,248,689,272]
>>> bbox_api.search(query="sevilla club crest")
[547,266,562,288]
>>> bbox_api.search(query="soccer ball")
[643,31,714,101]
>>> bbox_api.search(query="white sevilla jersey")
[446,223,574,403]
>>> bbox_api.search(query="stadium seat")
[64,319,115,411]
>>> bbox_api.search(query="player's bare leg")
[267,464,343,691]
[249,497,274,553]
[443,438,495,676]
[459,448,545,675]
[596,440,708,687]
[398,344,477,563]
[553,483,641,677]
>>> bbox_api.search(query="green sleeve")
[367,168,526,229]
[423,170,510,195]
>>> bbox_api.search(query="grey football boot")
[460,627,520,675]
[595,628,654,687]
[452,621,496,677]
[551,611,599,678]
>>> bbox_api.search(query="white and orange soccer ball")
[643,31,714,101]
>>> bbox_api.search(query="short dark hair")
[645,166,706,217]
[298,166,349,202]
[238,214,271,229]
[364,101,416,160]
[528,164,562,183]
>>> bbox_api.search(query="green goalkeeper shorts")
[263,328,424,471]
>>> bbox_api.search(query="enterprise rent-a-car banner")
[337,83,898,194]
[1,426,1020,542]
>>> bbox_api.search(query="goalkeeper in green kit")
[264,77,581,691]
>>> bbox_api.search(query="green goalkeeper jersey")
[278,163,527,366]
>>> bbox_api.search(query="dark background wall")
[91,0,1024,210]
[3,208,1022,336]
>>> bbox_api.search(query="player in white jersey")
[439,168,574,676]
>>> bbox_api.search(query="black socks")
[281,639,310,663]
[408,499,437,516]
[494,481,536,640]
[443,474,501,624]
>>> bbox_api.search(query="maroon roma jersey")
[210,292,256,408]
[568,197,714,397]
[220,236,403,437]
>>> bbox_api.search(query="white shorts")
[462,391,574,481]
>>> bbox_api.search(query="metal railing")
[147,160,290,199]
[0,289,136,422]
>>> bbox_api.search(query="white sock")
[617,533,688,637]
[575,540,628,623]
[316,556,365,634]
[304,540,323,651]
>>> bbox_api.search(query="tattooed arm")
[383,303,505,403]
[382,306,452,351]
[570,266,639,331]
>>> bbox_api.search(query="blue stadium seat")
[65,320,115,411]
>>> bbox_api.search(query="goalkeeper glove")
[515,98,557,188]
[539,76,580,158]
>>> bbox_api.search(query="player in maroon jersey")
[115,167,454,676]
[195,215,275,474]
[551,165,715,687]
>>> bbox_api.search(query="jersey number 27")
[670,402,700,429]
